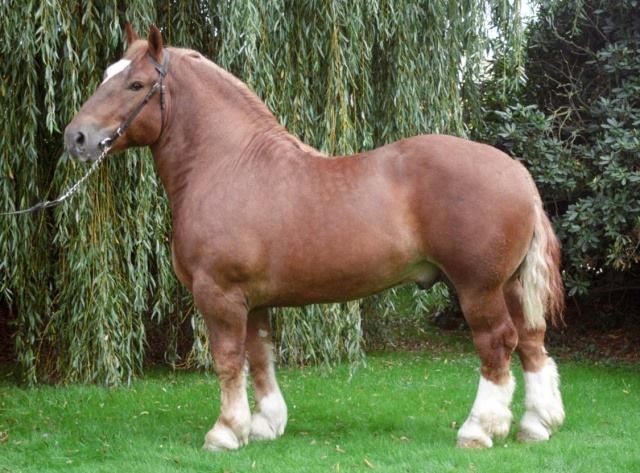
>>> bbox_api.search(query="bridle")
[1,50,170,216]
[100,50,170,150]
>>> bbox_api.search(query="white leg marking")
[457,373,515,448]
[249,348,288,441]
[519,357,565,442]
[203,372,251,452]
[250,389,288,441]
[101,59,131,84]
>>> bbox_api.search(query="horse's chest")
[171,219,267,287]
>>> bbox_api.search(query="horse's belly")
[265,258,439,307]
[258,226,436,306]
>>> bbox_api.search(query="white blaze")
[101,59,131,84]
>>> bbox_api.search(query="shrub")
[476,0,640,324]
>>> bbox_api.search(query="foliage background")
[475,0,640,329]
[0,0,524,384]
[2,0,637,386]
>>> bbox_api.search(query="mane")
[170,46,324,157]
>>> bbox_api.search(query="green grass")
[1,351,639,473]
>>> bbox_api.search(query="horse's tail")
[518,198,565,330]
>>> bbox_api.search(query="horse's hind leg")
[194,280,251,452]
[246,308,287,441]
[503,280,565,442]
[456,286,518,448]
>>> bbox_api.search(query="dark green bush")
[477,0,640,322]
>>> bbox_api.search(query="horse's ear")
[148,25,164,62]
[124,22,139,46]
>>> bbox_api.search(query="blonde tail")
[519,199,565,330]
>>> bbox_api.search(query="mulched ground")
[549,327,640,364]
[366,307,640,365]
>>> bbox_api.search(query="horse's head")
[64,24,168,162]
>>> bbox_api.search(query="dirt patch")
[365,308,640,365]
[549,327,640,364]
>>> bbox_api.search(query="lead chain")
[0,145,110,216]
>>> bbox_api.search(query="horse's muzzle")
[64,122,111,162]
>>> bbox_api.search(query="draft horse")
[65,25,566,450]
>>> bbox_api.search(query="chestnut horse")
[64,25,565,450]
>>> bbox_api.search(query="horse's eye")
[129,81,144,91]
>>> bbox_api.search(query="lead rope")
[0,145,110,216]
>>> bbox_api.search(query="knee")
[209,328,247,379]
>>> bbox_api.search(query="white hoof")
[457,374,515,449]
[457,418,494,448]
[518,411,550,442]
[249,391,287,441]
[483,407,513,440]
[457,406,512,448]
[518,358,565,443]
[203,422,248,452]
[250,411,280,440]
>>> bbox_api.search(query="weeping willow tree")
[0,0,525,385]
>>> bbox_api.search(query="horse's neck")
[151,52,321,212]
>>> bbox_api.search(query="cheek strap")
[100,49,170,149]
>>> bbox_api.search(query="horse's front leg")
[246,308,287,441]
[194,280,251,452]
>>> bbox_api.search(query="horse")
[64,24,565,451]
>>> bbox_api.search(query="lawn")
[1,351,639,473]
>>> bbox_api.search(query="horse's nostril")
[75,131,86,146]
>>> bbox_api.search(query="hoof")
[249,391,287,441]
[457,408,512,449]
[457,437,493,449]
[517,411,550,442]
[519,358,565,443]
[517,404,564,443]
[457,419,493,448]
[457,375,515,448]
[480,407,513,440]
[203,423,247,452]
[250,412,280,441]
